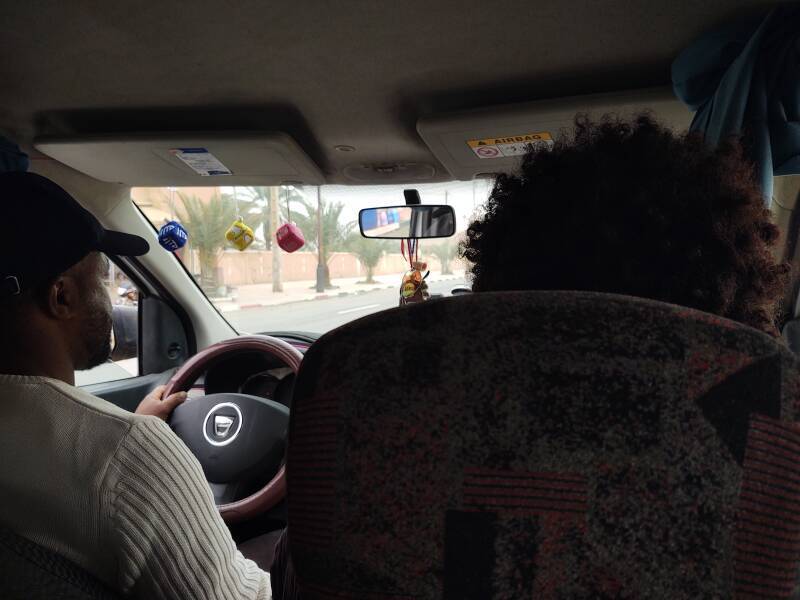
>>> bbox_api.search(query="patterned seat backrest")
[288,291,800,599]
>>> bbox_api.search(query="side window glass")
[75,258,140,386]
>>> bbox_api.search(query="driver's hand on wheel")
[135,385,188,421]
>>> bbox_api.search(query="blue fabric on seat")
[671,7,800,205]
[0,137,28,173]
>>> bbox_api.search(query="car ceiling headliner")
[0,0,776,184]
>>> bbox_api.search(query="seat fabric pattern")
[0,526,120,599]
[287,291,800,599]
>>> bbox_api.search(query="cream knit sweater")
[0,374,271,599]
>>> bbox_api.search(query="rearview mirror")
[359,205,456,239]
[111,304,138,361]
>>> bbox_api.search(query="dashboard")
[199,334,314,409]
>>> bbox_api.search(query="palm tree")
[177,192,235,292]
[429,239,458,275]
[236,186,304,292]
[347,232,389,283]
[237,186,303,250]
[289,193,355,288]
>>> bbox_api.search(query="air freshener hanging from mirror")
[399,239,430,305]
[400,261,430,305]
[226,217,255,251]
[158,220,188,252]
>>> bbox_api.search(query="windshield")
[133,182,490,335]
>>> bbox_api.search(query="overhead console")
[34,132,324,186]
[417,87,692,180]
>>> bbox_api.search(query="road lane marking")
[337,304,382,315]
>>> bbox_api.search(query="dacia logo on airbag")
[203,402,242,447]
[214,415,234,438]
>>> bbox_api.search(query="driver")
[0,172,272,599]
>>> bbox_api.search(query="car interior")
[2,1,800,598]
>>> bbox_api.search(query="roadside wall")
[205,250,466,285]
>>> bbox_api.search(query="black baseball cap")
[0,171,149,297]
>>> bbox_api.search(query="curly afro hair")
[461,115,789,334]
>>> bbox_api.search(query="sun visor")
[34,132,324,186]
[417,88,691,180]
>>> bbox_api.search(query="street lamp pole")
[315,186,325,292]
[271,186,283,293]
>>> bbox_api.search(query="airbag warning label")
[467,132,553,159]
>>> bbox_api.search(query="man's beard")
[81,304,113,371]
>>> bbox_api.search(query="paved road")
[225,279,462,334]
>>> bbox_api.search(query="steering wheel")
[163,335,303,524]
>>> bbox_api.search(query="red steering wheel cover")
[164,335,303,524]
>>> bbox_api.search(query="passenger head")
[461,115,789,334]
[0,172,148,376]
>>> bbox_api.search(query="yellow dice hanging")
[225,218,255,251]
